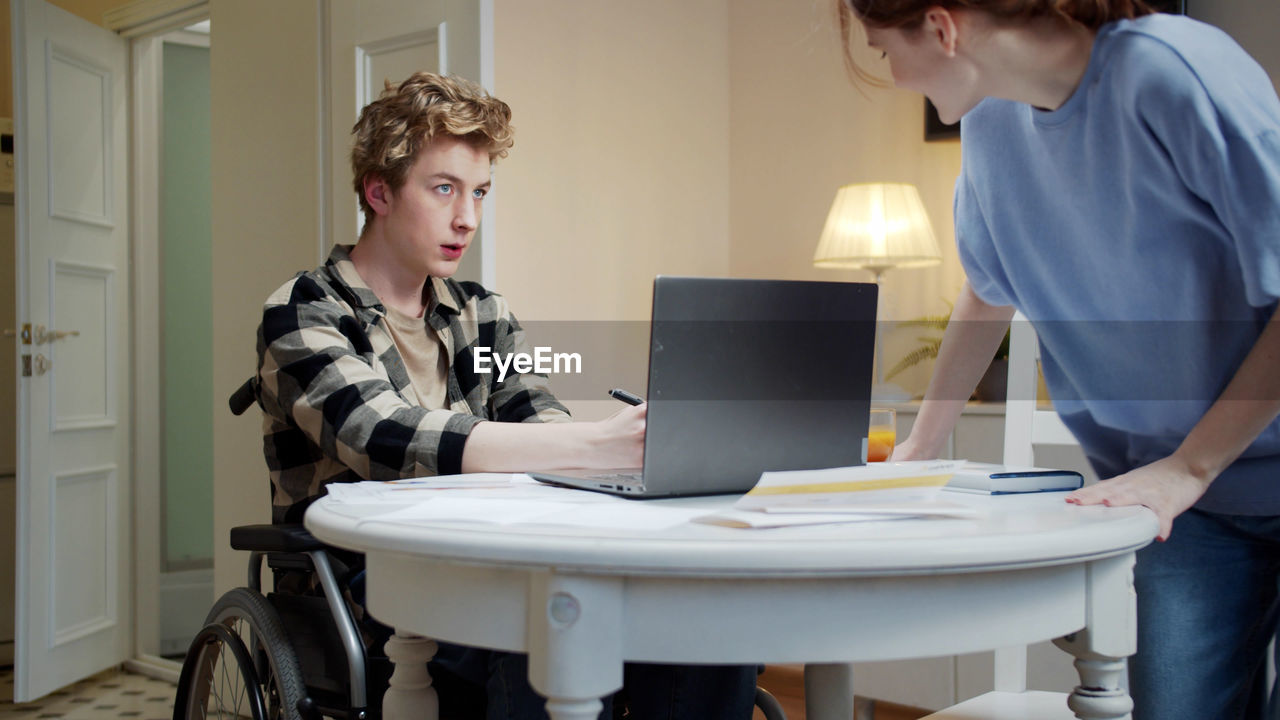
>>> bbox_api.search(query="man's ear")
[923,6,960,58]
[363,175,393,216]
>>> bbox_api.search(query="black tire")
[173,623,269,720]
[176,587,307,720]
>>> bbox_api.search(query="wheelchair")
[172,379,788,720]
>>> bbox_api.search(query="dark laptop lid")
[639,276,877,495]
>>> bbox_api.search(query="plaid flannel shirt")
[258,244,571,522]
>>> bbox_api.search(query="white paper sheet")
[351,477,709,530]
[324,473,523,504]
[695,500,977,528]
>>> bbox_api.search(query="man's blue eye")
[436,184,453,195]
[473,189,487,199]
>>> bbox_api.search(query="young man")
[256,72,755,720]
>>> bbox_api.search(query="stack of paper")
[696,460,975,528]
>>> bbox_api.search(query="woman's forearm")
[906,282,1015,457]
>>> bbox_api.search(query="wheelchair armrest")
[230,523,328,553]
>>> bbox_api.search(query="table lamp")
[813,182,942,401]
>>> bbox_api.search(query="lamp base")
[871,382,912,403]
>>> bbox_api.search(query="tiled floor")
[0,667,175,720]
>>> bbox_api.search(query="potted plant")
[886,309,1011,402]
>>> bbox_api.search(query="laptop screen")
[640,276,877,493]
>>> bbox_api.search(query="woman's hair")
[838,0,1157,80]
[351,72,514,227]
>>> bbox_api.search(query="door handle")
[33,324,80,344]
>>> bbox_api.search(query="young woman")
[837,1,1280,717]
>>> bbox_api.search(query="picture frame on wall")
[924,99,959,142]
[924,0,1187,141]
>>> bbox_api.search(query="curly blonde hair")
[351,72,514,227]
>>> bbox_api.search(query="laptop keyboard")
[587,472,643,486]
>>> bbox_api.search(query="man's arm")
[1068,303,1280,541]
[483,294,573,425]
[462,295,645,472]
[461,403,646,472]
[892,281,1015,460]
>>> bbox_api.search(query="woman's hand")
[1065,454,1212,542]
[888,434,937,462]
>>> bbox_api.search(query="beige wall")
[728,1,964,395]
[492,0,731,322]
[0,0,11,118]
[209,0,321,594]
[1191,0,1280,94]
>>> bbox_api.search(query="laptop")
[528,276,878,498]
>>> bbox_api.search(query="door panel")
[327,0,485,283]
[12,0,130,701]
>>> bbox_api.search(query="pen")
[608,388,645,406]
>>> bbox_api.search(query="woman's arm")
[1068,304,1280,541]
[892,281,1015,460]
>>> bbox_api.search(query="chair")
[922,312,1078,720]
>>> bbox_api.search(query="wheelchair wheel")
[174,623,269,720]
[176,587,307,720]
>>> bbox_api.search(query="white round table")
[306,486,1157,720]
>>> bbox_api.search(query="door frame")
[118,3,210,680]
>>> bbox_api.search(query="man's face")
[381,136,491,279]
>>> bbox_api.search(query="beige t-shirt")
[383,304,449,410]
[334,260,450,410]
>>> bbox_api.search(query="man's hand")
[593,402,647,468]
[1065,454,1212,542]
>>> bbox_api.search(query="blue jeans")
[431,642,758,720]
[1130,508,1280,720]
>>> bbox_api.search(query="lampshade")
[813,182,942,277]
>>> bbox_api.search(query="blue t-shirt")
[956,14,1280,514]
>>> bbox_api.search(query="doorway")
[156,21,213,660]
[131,19,214,668]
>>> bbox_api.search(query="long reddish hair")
[838,0,1156,80]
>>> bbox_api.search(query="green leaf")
[885,344,941,381]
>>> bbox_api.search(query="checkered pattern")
[0,668,175,720]
[258,244,570,522]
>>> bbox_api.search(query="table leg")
[1058,651,1132,720]
[1052,552,1139,720]
[544,697,606,720]
[526,573,625,720]
[804,663,855,720]
[382,630,439,720]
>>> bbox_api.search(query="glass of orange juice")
[867,408,896,462]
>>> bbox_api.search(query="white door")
[327,0,489,283]
[12,0,131,701]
